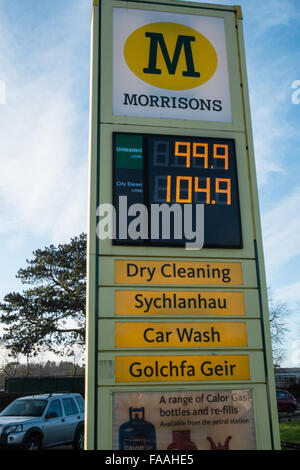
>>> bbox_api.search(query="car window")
[277,391,287,399]
[47,399,62,417]
[62,398,78,416]
[75,396,85,413]
[1,399,47,417]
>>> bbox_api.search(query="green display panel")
[113,133,242,248]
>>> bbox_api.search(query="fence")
[281,441,300,450]
[5,376,85,395]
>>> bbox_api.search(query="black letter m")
[143,32,200,77]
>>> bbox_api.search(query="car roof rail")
[47,391,72,398]
[22,391,73,399]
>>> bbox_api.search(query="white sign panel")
[113,8,232,122]
[112,390,256,450]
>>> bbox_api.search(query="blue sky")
[0,0,299,366]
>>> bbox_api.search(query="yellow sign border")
[115,290,245,316]
[115,354,250,382]
[115,260,243,285]
[115,321,248,348]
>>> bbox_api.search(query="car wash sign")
[113,8,232,122]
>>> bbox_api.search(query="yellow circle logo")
[124,22,218,91]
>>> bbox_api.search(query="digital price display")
[113,133,242,248]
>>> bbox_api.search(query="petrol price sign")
[113,133,242,247]
[86,0,281,451]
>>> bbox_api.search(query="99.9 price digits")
[164,141,231,205]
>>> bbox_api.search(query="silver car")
[0,392,84,450]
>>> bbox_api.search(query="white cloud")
[0,1,90,244]
[249,0,298,32]
[262,187,300,276]
[275,281,300,304]
[247,52,297,187]
[250,88,287,186]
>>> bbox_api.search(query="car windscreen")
[75,396,85,413]
[0,399,47,417]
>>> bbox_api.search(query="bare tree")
[268,290,290,366]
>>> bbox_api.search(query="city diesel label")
[115,355,250,382]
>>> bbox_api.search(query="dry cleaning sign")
[113,8,232,122]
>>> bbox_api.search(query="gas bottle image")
[167,430,198,450]
[207,435,232,450]
[119,407,156,450]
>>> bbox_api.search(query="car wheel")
[287,404,296,414]
[23,435,42,451]
[73,427,84,451]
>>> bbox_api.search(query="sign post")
[86,0,280,450]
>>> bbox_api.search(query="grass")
[280,419,300,447]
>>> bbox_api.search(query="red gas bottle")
[167,430,198,450]
[207,436,232,450]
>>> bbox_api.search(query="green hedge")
[0,392,24,412]
[286,384,300,400]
